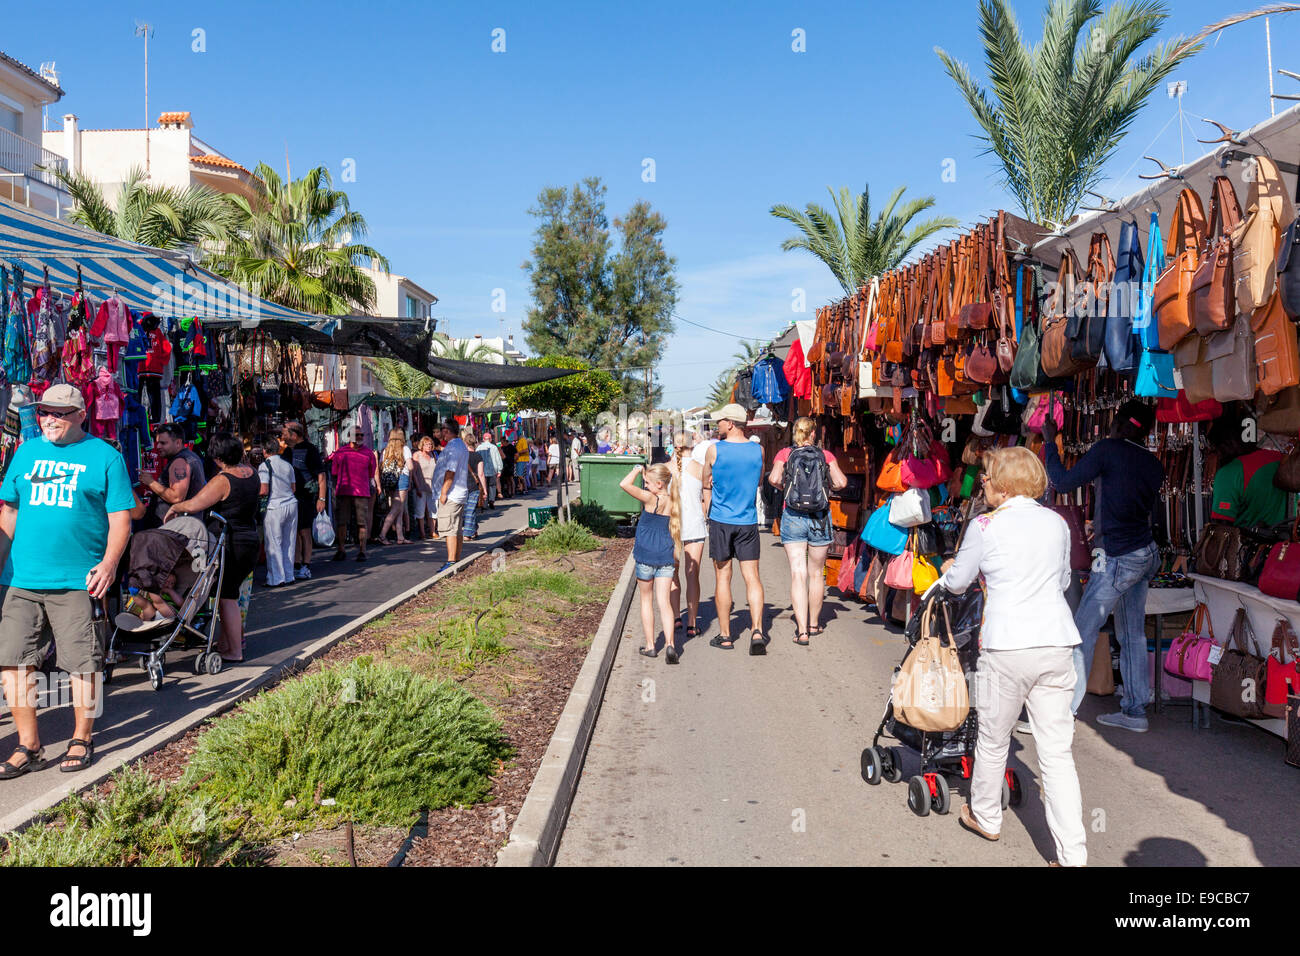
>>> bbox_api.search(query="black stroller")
[861,584,1023,817]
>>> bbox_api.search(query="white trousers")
[971,646,1087,867]
[264,500,299,586]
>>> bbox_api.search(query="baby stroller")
[861,584,1023,818]
[104,514,228,690]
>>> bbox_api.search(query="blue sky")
[8,0,1298,407]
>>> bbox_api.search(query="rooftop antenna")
[1268,18,1276,116]
[37,61,58,132]
[134,20,154,178]
[1167,80,1188,164]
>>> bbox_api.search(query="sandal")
[638,646,658,658]
[793,631,810,646]
[0,744,44,778]
[807,624,822,637]
[749,631,767,656]
[58,738,93,773]
[685,623,698,639]
[708,634,734,650]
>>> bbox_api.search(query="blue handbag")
[1105,219,1142,371]
[1134,212,1178,398]
[861,497,909,556]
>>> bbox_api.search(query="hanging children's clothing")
[91,294,131,371]
[90,366,124,440]
[3,268,31,387]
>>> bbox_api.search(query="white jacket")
[937,496,1081,651]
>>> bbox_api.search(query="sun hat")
[37,384,85,412]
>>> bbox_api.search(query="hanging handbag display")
[980,386,1025,435]
[1264,619,1300,720]
[1233,155,1295,314]
[862,500,909,556]
[1164,603,1218,683]
[1209,608,1269,720]
[1105,218,1142,371]
[1253,289,1300,396]
[1023,391,1064,433]
[1069,232,1113,366]
[893,598,970,733]
[1174,333,1215,405]
[1258,385,1300,434]
[1259,522,1300,601]
[1190,175,1243,335]
[884,546,916,590]
[1156,394,1221,423]
[1041,249,1093,378]
[1207,312,1256,403]
[888,488,932,528]
[1154,186,1209,350]
[1135,212,1179,398]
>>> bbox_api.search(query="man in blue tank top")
[701,403,767,654]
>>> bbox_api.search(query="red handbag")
[1049,501,1092,571]
[1156,394,1222,423]
[1259,523,1300,601]
[1265,619,1300,718]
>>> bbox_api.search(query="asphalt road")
[557,532,1298,867]
[0,481,563,830]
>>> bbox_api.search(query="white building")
[44,110,260,203]
[0,52,70,219]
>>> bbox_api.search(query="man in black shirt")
[280,421,327,580]
[1042,399,1164,732]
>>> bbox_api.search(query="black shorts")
[708,520,760,563]
[296,491,316,530]
[221,537,260,600]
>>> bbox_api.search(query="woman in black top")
[166,434,261,662]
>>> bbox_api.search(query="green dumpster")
[577,454,647,520]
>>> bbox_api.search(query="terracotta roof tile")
[157,111,191,125]
[190,154,250,175]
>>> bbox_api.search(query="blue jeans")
[463,491,480,538]
[1071,542,1161,717]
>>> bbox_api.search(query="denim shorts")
[635,562,676,580]
[398,472,410,492]
[781,508,832,546]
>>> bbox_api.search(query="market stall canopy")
[1031,103,1300,263]
[0,196,329,326]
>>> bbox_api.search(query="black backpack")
[783,445,829,515]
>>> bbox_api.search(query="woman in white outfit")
[935,446,1086,867]
[258,436,299,586]
[412,435,439,540]
[677,431,713,640]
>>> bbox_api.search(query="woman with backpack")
[767,417,847,646]
[377,428,414,545]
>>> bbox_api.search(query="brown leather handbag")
[1210,608,1268,720]
[1191,175,1243,335]
[1274,441,1300,493]
[1207,312,1256,403]
[945,237,967,340]
[1233,155,1297,314]
[1259,385,1300,435]
[1155,187,1209,350]
[1040,250,1090,378]
[964,337,999,385]
[1174,333,1215,404]
[959,224,994,330]
[1253,289,1300,396]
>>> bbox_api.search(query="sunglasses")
[37,407,80,420]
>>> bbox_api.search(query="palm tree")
[771,184,957,296]
[706,371,735,409]
[935,0,1200,226]
[207,163,389,315]
[45,166,236,250]
[365,358,436,399]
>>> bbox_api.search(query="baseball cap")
[37,384,85,412]
[709,403,747,423]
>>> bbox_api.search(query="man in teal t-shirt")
[0,384,135,777]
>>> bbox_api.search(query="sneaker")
[1096,711,1148,733]
[295,566,311,580]
[1015,720,1033,735]
[436,562,452,574]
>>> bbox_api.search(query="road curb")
[496,550,636,867]
[0,530,523,836]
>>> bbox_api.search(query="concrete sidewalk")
[0,482,564,830]
[557,530,1299,866]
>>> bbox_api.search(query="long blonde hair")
[382,429,406,470]
[644,462,682,561]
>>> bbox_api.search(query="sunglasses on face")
[37,408,79,420]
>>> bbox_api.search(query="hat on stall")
[37,384,85,412]
[709,402,747,424]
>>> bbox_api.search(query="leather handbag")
[1164,603,1218,683]
[1264,619,1300,719]
[1105,219,1142,371]
[894,598,969,733]
[884,547,915,590]
[830,499,860,529]
[1087,632,1115,696]
[889,488,931,528]
[876,447,907,493]
[1196,521,1248,580]
[1135,212,1179,398]
[964,338,999,385]
[1190,175,1243,335]
[1274,442,1300,493]
[1174,333,1216,404]
[1259,526,1300,601]
[1253,289,1300,396]
[1069,232,1113,365]
[1209,608,1268,720]
[959,224,994,330]
[1280,213,1300,320]
[1259,385,1300,434]
[1207,312,1257,403]
[1233,156,1295,314]
[1010,265,1061,392]
[1050,501,1092,571]
[912,552,940,595]
[1156,394,1221,423]
[1041,250,1092,377]
[980,387,1026,435]
[1155,187,1209,350]
[1023,392,1065,433]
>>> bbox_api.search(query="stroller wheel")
[907,775,931,817]
[861,747,882,785]
[1006,769,1023,807]
[930,773,951,815]
[884,748,905,783]
[205,653,224,676]
[194,653,207,675]
[148,662,164,691]
[139,654,151,672]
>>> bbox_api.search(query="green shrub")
[182,660,511,826]
[1,765,234,867]
[569,502,617,537]
[526,519,598,554]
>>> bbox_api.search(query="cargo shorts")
[0,587,102,674]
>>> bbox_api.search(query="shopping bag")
[312,509,336,549]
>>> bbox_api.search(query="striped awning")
[0,196,331,327]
